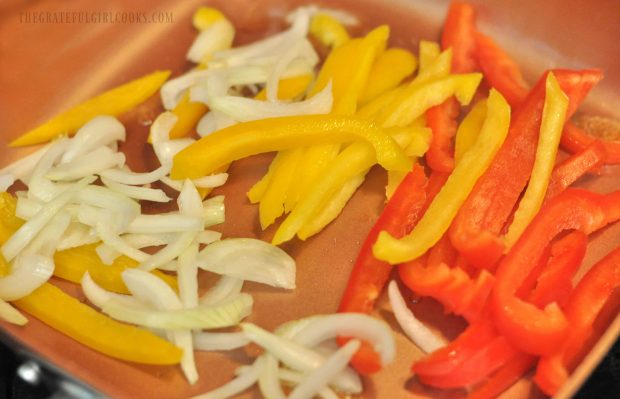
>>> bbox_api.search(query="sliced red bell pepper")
[561,122,620,164]
[449,69,603,271]
[534,244,620,395]
[545,140,607,200]
[492,188,620,356]
[474,31,528,107]
[338,163,428,374]
[426,2,478,173]
[467,353,535,399]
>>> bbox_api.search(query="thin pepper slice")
[454,99,486,164]
[309,13,350,49]
[171,115,411,180]
[467,353,535,399]
[449,69,603,271]
[336,164,428,375]
[10,70,171,147]
[373,89,510,264]
[359,48,418,105]
[503,72,569,248]
[13,283,183,365]
[561,121,620,164]
[534,245,620,395]
[492,188,620,356]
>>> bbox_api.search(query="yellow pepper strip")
[297,174,366,240]
[169,93,209,139]
[357,84,406,120]
[378,73,482,128]
[192,6,227,30]
[418,40,441,74]
[0,193,23,243]
[248,156,281,204]
[54,244,177,294]
[359,48,418,105]
[0,254,9,277]
[503,73,568,248]
[13,283,183,365]
[310,13,350,49]
[373,89,511,264]
[254,74,314,101]
[258,148,305,229]
[454,99,487,164]
[171,115,411,179]
[10,70,171,147]
[274,128,414,244]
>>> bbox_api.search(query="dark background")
[0,337,618,398]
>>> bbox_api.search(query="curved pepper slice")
[454,99,486,164]
[467,353,535,399]
[561,121,620,164]
[492,188,620,356]
[10,70,170,147]
[171,115,411,179]
[13,283,182,365]
[503,72,569,248]
[534,245,620,395]
[449,69,603,271]
[373,89,509,264]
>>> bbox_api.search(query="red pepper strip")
[417,335,519,389]
[474,31,528,107]
[412,321,497,376]
[449,69,603,271]
[561,122,620,164]
[337,164,428,374]
[467,353,536,399]
[545,140,607,200]
[426,2,478,173]
[529,230,588,308]
[492,188,620,356]
[534,244,620,395]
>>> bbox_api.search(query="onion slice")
[60,115,126,163]
[0,254,54,300]
[193,331,249,352]
[387,280,445,353]
[0,298,28,326]
[101,177,171,203]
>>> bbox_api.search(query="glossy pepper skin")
[425,1,478,173]
[337,164,428,374]
[492,188,620,356]
[449,69,603,271]
[561,122,620,164]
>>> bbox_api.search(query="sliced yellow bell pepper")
[254,74,314,101]
[310,13,350,49]
[0,254,9,277]
[13,283,182,365]
[359,48,418,105]
[0,193,23,243]
[503,73,568,248]
[373,89,511,264]
[54,244,177,294]
[10,70,171,147]
[454,99,487,164]
[356,84,406,120]
[258,148,305,229]
[171,115,411,180]
[418,40,441,74]
[247,155,282,204]
[378,72,482,128]
[192,6,227,30]
[169,93,209,140]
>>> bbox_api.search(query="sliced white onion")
[160,69,210,110]
[187,19,235,63]
[277,368,339,399]
[193,173,229,189]
[178,180,203,218]
[265,36,307,102]
[202,197,226,228]
[0,298,28,326]
[81,271,139,309]
[15,195,43,220]
[200,276,244,306]
[101,176,171,203]
[177,242,199,308]
[196,230,222,245]
[387,280,445,354]
[60,116,126,163]
[99,164,170,185]
[193,331,250,352]
[198,238,296,289]
[210,80,332,122]
[196,111,225,137]
[30,138,70,178]
[27,176,69,203]
[1,176,95,262]
[127,214,203,234]
[76,185,141,230]
[149,111,178,143]
[102,293,253,330]
[257,354,286,399]
[93,219,150,263]
[138,231,197,271]
[288,340,361,399]
[47,146,125,181]
[191,359,260,399]
[0,174,15,192]
[154,138,196,166]
[291,313,396,367]
[241,323,361,394]
[22,211,71,257]
[0,254,54,300]
[56,222,98,251]
[0,143,52,184]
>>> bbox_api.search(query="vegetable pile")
[0,1,619,398]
